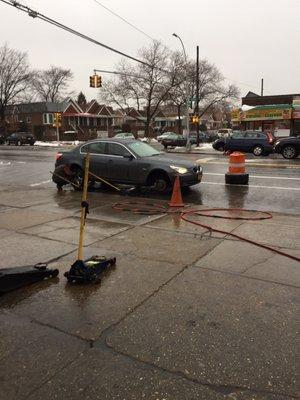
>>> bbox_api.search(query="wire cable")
[91,0,155,41]
[0,0,152,68]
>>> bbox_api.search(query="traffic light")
[57,113,62,126]
[53,113,62,128]
[89,74,102,88]
[192,115,199,124]
[96,75,102,88]
[90,75,95,88]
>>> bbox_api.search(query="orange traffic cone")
[169,176,184,207]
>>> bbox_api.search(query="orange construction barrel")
[225,152,249,185]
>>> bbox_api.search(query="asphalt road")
[0,144,299,214]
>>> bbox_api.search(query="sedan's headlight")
[170,165,188,174]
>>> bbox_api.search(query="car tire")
[281,145,298,159]
[217,144,224,152]
[148,171,170,193]
[72,166,95,191]
[253,145,263,156]
[15,140,21,146]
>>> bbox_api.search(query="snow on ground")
[34,141,80,147]
[173,143,213,151]
[139,138,158,143]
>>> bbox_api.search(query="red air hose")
[112,201,299,263]
[181,208,300,263]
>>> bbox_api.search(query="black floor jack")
[64,153,116,283]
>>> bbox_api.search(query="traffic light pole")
[56,122,60,142]
[195,45,200,147]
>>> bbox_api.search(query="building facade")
[231,92,300,136]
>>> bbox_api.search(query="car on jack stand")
[55,138,203,193]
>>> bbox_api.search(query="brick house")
[5,102,65,140]
[5,99,115,141]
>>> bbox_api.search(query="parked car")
[273,136,300,159]
[6,132,35,146]
[0,134,5,144]
[161,134,186,149]
[217,128,232,138]
[157,132,175,142]
[113,132,135,139]
[55,138,203,193]
[189,132,206,145]
[212,131,275,156]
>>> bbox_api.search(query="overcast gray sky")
[1,0,299,102]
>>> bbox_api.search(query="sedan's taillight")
[56,153,62,161]
[267,132,274,144]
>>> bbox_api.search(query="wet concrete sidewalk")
[0,187,299,400]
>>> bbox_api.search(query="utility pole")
[261,78,264,97]
[195,45,200,147]
[172,33,190,150]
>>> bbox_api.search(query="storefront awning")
[231,105,293,122]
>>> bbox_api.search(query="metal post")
[56,122,60,142]
[77,153,90,261]
[172,33,190,150]
[55,112,60,142]
[195,45,200,147]
[261,78,264,97]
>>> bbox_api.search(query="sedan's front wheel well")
[146,169,170,186]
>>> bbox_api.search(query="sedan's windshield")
[128,141,161,157]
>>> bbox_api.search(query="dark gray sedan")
[55,138,203,192]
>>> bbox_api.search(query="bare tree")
[100,41,183,137]
[31,66,73,102]
[168,58,239,127]
[0,44,32,126]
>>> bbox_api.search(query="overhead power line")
[91,0,155,41]
[0,0,154,68]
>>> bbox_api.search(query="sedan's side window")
[81,142,105,154]
[107,143,131,157]
[231,132,245,139]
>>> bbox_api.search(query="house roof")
[242,93,300,107]
[5,102,65,114]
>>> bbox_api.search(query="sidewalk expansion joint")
[194,265,300,289]
[101,327,297,399]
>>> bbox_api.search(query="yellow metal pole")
[88,171,121,192]
[77,153,90,261]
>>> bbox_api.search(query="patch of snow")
[140,138,158,143]
[34,141,80,147]
[198,143,213,149]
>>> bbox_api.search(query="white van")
[217,128,232,138]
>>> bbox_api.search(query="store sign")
[231,109,240,121]
[231,107,292,121]
[292,98,300,106]
[293,110,300,119]
[244,108,291,121]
